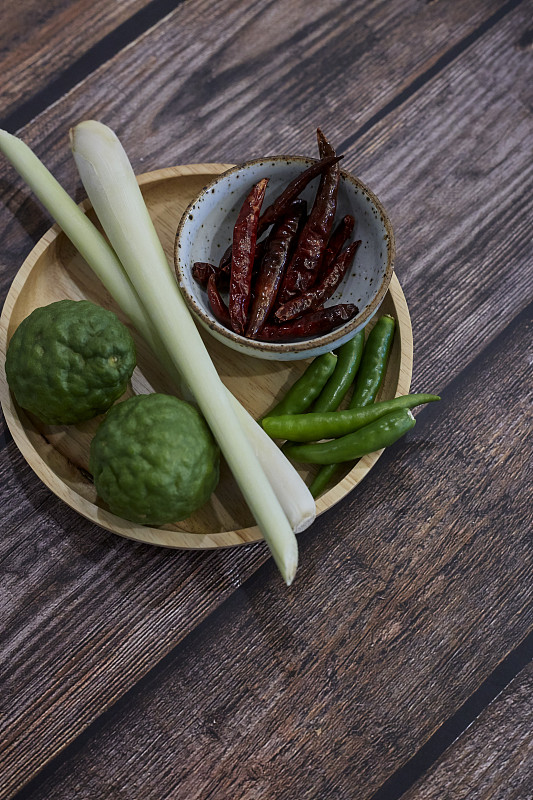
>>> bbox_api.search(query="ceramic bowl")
[174,156,395,361]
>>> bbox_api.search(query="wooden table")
[0,1,532,798]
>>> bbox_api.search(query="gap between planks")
[0,0,523,138]
[0,0,188,133]
[368,629,533,800]
[337,0,524,153]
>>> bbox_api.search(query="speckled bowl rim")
[174,156,395,355]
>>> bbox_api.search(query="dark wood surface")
[0,1,532,798]
[403,663,533,800]
[10,301,533,800]
[0,0,151,122]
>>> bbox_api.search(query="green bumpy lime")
[90,393,220,525]
[5,299,136,425]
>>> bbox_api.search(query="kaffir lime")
[89,393,220,525]
[5,299,136,425]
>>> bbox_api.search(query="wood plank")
[403,662,533,800]
[0,0,151,121]
[0,0,531,795]
[344,10,533,393]
[11,306,533,799]
[0,0,508,297]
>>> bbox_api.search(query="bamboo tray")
[0,164,412,549]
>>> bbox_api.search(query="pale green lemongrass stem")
[0,129,149,337]
[70,121,299,583]
[0,128,314,573]
[228,396,314,534]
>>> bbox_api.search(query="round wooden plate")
[0,164,412,550]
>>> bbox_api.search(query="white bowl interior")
[176,157,393,360]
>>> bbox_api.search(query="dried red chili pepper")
[220,233,268,272]
[192,262,215,287]
[257,304,358,342]
[257,154,342,234]
[202,238,269,325]
[253,237,268,271]
[218,247,232,272]
[207,273,232,328]
[277,131,341,303]
[228,177,268,334]
[246,200,306,338]
[217,155,341,273]
[319,214,355,281]
[192,261,230,290]
[275,240,361,322]
[316,127,334,157]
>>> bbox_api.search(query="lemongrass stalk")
[70,121,299,582]
[0,130,149,338]
[0,128,315,570]
[225,399,313,533]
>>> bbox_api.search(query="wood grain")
[12,305,533,799]
[403,662,533,800]
[0,0,511,297]
[0,0,150,121]
[0,0,531,796]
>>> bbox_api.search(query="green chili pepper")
[266,351,337,418]
[309,330,365,495]
[284,408,416,464]
[313,330,365,413]
[349,315,395,408]
[309,315,394,495]
[309,463,339,498]
[263,393,439,441]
